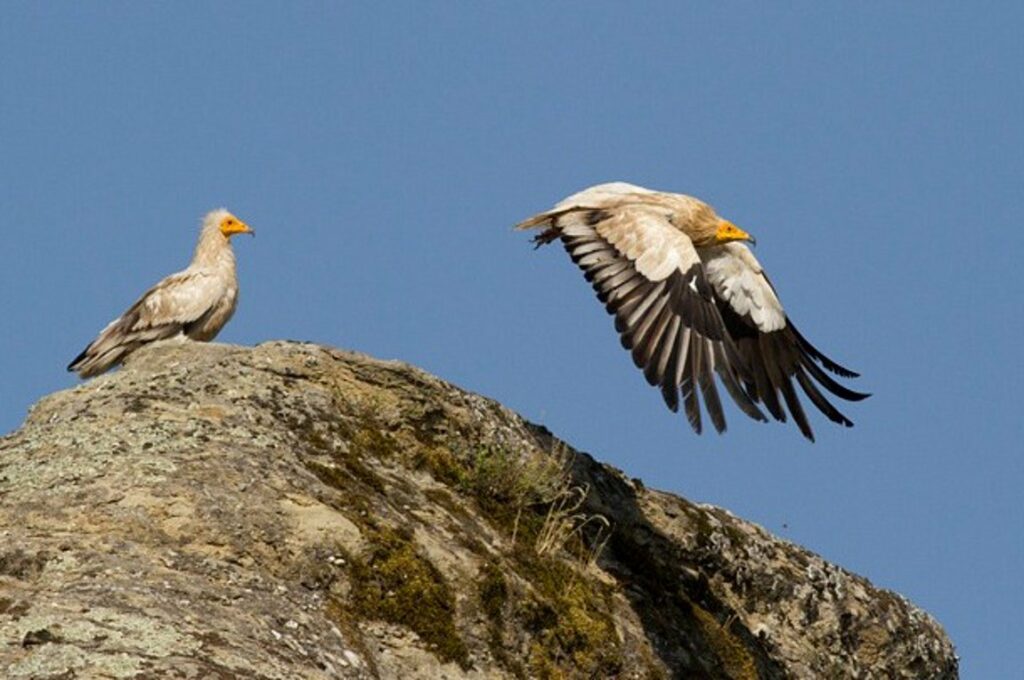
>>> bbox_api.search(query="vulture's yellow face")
[219,213,254,237]
[715,220,755,246]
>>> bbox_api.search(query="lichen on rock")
[0,341,957,679]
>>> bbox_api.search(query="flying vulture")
[517,182,868,441]
[68,209,253,378]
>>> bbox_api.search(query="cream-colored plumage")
[68,209,253,378]
[518,182,868,441]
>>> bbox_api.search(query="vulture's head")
[715,219,756,246]
[203,208,254,239]
[674,197,756,247]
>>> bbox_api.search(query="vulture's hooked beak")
[715,220,755,246]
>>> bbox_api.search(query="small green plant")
[460,443,567,508]
[444,441,611,567]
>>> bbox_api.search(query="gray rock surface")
[0,341,957,679]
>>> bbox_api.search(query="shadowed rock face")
[0,341,956,679]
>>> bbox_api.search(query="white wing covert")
[701,243,868,440]
[132,270,225,332]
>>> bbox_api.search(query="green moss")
[422,487,460,513]
[476,553,626,678]
[287,409,392,494]
[348,525,469,669]
[412,446,466,486]
[306,460,351,490]
[476,561,526,674]
[516,556,622,678]
[314,427,625,676]
[349,426,397,460]
[406,444,627,676]
[305,454,385,495]
[478,561,509,622]
[301,426,332,453]
[690,601,758,680]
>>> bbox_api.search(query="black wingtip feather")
[797,352,871,402]
[794,369,853,427]
[788,320,861,378]
[660,382,679,412]
[712,343,767,423]
[780,373,814,441]
[67,347,88,372]
[681,341,702,436]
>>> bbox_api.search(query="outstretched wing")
[68,269,224,377]
[701,243,869,441]
[519,203,766,435]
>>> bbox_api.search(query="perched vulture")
[68,209,253,378]
[517,182,868,441]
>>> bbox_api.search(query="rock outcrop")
[0,341,957,679]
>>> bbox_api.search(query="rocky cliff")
[0,341,956,679]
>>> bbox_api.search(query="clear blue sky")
[2,4,1019,676]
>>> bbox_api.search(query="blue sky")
[1,4,1020,676]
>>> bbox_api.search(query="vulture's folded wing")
[518,204,766,434]
[127,270,225,333]
[701,243,870,441]
[68,269,223,376]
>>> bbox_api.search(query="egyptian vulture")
[517,182,868,441]
[68,209,253,378]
